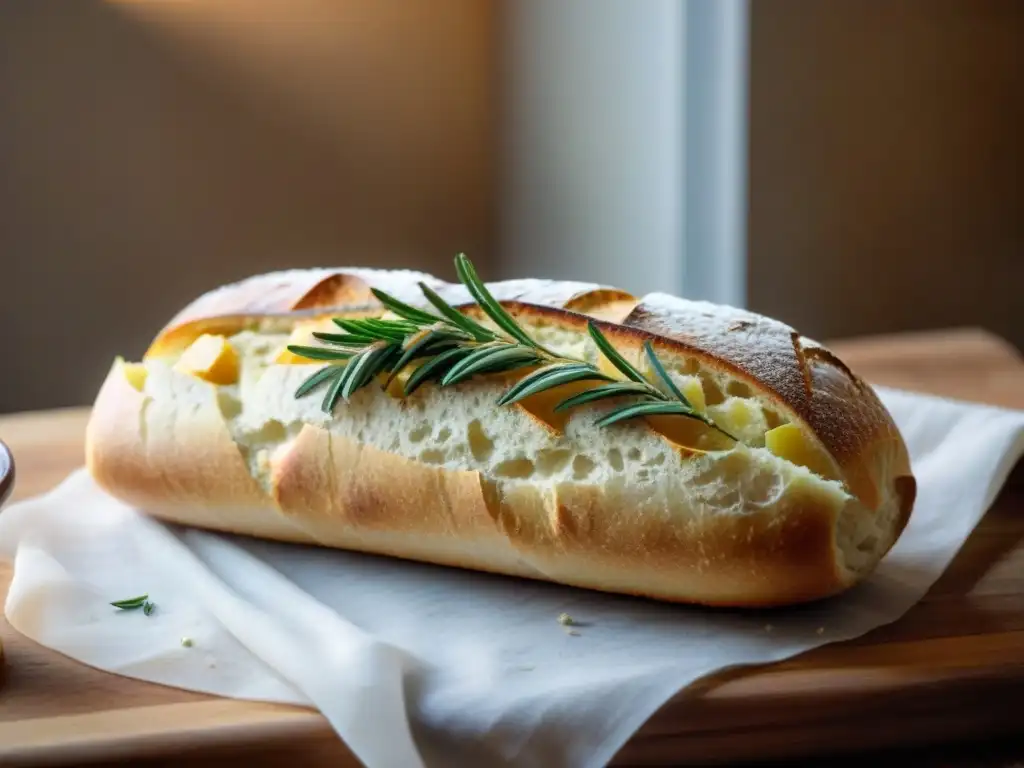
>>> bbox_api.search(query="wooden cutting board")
[1,327,1023,767]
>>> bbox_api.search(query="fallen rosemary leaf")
[110,594,148,611]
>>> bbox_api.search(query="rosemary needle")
[110,594,157,616]
[110,594,149,611]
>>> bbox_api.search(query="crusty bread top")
[436,278,638,323]
[622,293,911,511]
[158,267,447,340]
[139,265,914,521]
[148,268,636,358]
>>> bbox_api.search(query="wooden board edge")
[0,700,345,766]
[615,684,1024,766]
[3,633,1023,766]
[613,632,1024,763]
[664,630,1024,706]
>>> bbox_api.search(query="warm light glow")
[99,1,445,157]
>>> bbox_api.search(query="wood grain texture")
[0,327,1022,767]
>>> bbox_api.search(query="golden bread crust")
[617,294,914,512]
[83,267,917,607]
[149,268,447,358]
[436,278,637,323]
[267,425,850,607]
[271,425,544,579]
[85,360,265,510]
[162,267,446,329]
[147,270,634,358]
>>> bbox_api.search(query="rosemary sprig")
[111,594,155,615]
[110,594,148,610]
[287,254,734,440]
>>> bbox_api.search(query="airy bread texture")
[85,267,916,607]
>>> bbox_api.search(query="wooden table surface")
[1,326,1023,768]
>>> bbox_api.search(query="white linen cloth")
[2,386,1023,768]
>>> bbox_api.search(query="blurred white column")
[683,0,749,307]
[500,0,748,306]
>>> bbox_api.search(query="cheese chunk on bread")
[85,265,916,607]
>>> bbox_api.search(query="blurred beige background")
[0,1,499,412]
[0,0,1020,413]
[746,0,1022,351]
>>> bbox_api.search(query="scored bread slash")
[84,254,916,609]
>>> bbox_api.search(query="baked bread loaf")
[85,257,916,607]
